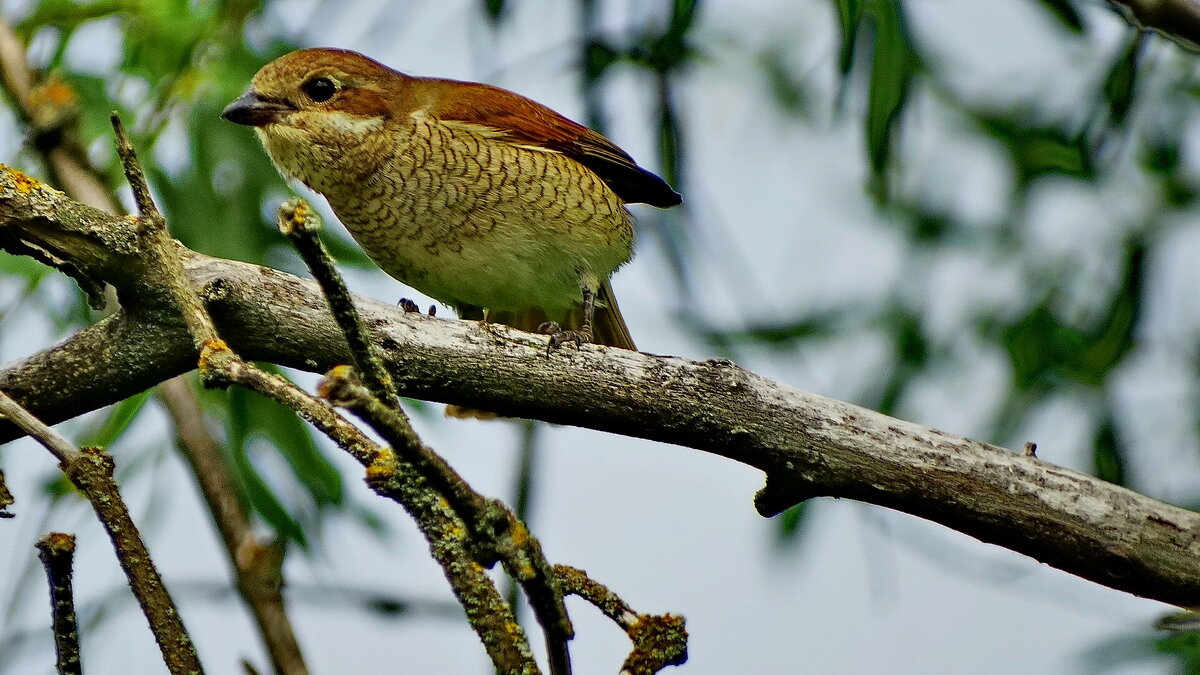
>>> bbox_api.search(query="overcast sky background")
[0,0,1188,673]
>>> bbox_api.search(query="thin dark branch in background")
[36,533,82,675]
[506,420,542,613]
[158,380,309,675]
[577,0,608,132]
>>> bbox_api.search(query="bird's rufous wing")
[428,79,681,208]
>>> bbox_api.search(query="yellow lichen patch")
[34,78,78,107]
[200,338,230,358]
[365,461,396,481]
[197,339,232,376]
[2,164,44,194]
[278,198,318,235]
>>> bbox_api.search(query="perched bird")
[222,48,680,361]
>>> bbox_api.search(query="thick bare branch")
[4,165,1200,607]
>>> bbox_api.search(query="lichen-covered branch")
[36,532,82,675]
[64,448,205,674]
[202,350,539,674]
[279,199,399,409]
[319,367,572,674]
[555,565,686,674]
[4,165,1200,607]
[0,390,202,674]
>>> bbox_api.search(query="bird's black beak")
[221,90,293,127]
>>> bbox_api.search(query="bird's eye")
[302,77,337,103]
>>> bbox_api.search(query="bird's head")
[222,48,414,192]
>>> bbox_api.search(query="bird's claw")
[538,321,589,355]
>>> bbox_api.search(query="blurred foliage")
[1157,631,1200,674]
[700,0,1193,526]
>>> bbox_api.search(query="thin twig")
[109,114,221,352]
[36,532,82,675]
[110,113,161,224]
[0,390,81,463]
[555,566,687,675]
[201,347,540,674]
[277,199,399,408]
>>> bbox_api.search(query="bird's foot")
[538,321,592,355]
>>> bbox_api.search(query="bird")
[222,48,680,411]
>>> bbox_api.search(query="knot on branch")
[624,613,688,674]
[277,198,320,236]
[317,365,368,407]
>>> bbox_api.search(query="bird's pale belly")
[326,116,634,316]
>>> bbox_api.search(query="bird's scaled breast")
[325,113,636,314]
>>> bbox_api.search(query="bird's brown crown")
[247,48,409,122]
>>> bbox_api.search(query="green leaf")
[758,47,809,118]
[81,389,153,448]
[977,115,1092,185]
[1102,30,1145,128]
[1032,0,1085,33]
[1001,240,1141,390]
[0,250,52,284]
[864,0,918,199]
[775,502,809,544]
[16,0,123,35]
[1156,631,1200,673]
[831,0,863,75]
[481,0,506,24]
